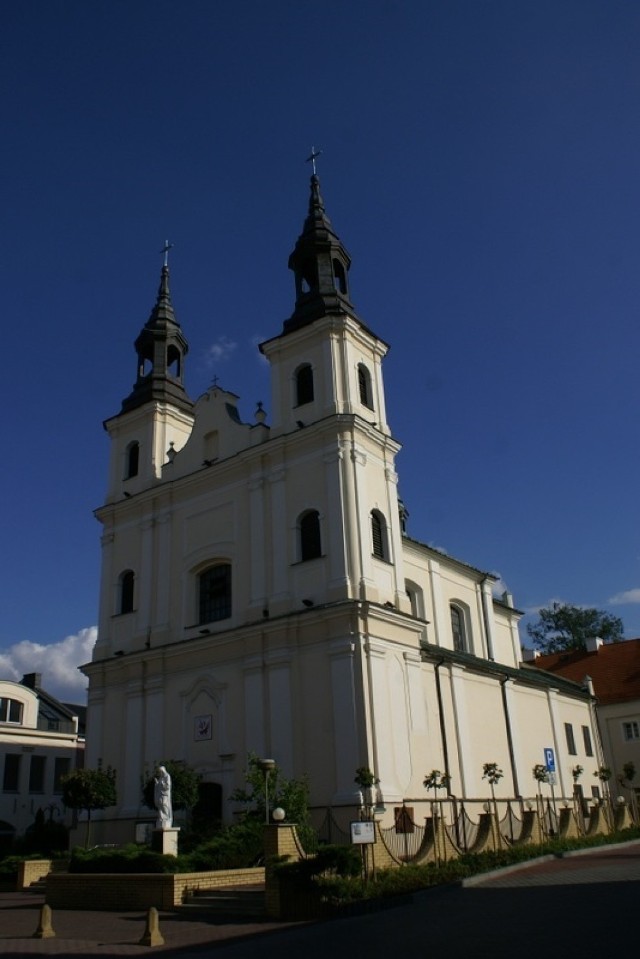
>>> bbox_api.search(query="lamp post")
[258,758,276,824]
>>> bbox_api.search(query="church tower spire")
[121,262,192,415]
[103,259,195,502]
[284,174,359,333]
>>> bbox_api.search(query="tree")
[423,769,450,793]
[61,767,117,847]
[526,602,623,653]
[230,753,311,832]
[141,760,201,815]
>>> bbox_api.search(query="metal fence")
[305,792,637,864]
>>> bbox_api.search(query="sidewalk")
[466,836,640,887]
[0,890,302,956]
[2,840,639,957]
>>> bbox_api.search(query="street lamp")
[272,807,285,822]
[258,758,276,824]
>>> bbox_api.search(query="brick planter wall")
[45,867,264,910]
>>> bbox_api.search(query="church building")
[83,174,600,841]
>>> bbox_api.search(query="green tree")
[230,753,311,832]
[423,770,450,793]
[141,760,201,815]
[527,602,623,653]
[61,767,117,847]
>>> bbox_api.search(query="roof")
[420,641,589,700]
[532,638,640,705]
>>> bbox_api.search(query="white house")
[82,174,600,842]
[529,637,640,805]
[0,673,85,847]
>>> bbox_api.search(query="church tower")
[103,261,194,504]
[260,173,408,612]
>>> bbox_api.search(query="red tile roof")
[532,639,640,705]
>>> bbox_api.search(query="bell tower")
[103,260,194,503]
[261,173,392,439]
[260,173,407,610]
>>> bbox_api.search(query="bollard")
[33,903,55,939]
[139,906,165,947]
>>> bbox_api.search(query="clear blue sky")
[2,1,640,700]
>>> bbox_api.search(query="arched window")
[125,442,139,479]
[198,563,232,624]
[167,344,181,378]
[371,510,389,561]
[358,364,373,409]
[298,259,318,295]
[450,604,467,653]
[295,364,314,406]
[405,580,425,620]
[333,259,347,294]
[118,570,135,615]
[299,510,321,561]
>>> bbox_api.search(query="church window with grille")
[198,564,232,624]
[450,604,467,653]
[371,510,389,560]
[358,364,373,409]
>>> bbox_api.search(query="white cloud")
[490,575,510,600]
[427,542,449,555]
[203,336,237,365]
[609,588,640,606]
[0,627,96,704]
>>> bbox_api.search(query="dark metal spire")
[120,262,193,414]
[283,173,359,333]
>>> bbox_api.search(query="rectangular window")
[591,785,601,801]
[565,722,577,755]
[3,754,21,792]
[582,725,593,756]
[0,697,23,724]
[53,758,71,794]
[28,756,46,794]
[622,721,640,742]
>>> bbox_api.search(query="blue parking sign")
[544,747,555,772]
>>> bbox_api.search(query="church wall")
[492,609,522,667]
[85,177,603,842]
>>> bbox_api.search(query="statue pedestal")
[152,827,180,857]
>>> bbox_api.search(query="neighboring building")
[0,673,85,845]
[528,638,640,801]
[83,174,601,843]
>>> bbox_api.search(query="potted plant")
[354,767,379,818]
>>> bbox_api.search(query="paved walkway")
[1,840,639,957]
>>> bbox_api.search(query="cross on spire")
[160,240,173,268]
[306,146,322,175]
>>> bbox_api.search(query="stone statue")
[154,765,172,829]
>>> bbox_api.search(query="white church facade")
[82,175,600,842]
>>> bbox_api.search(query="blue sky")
[2,1,640,700]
